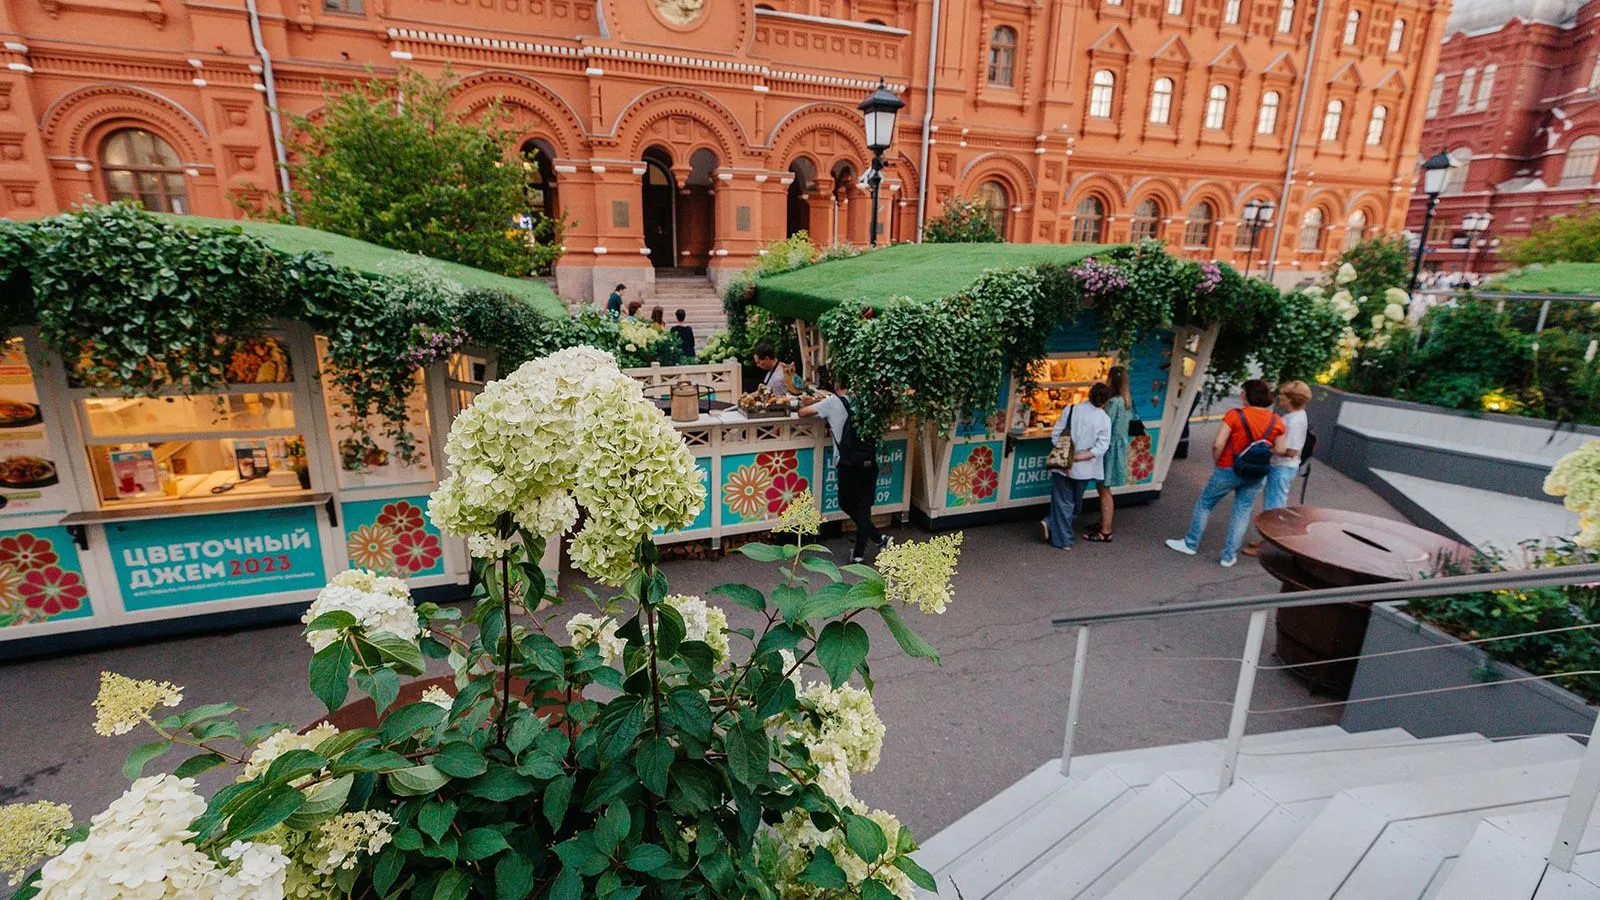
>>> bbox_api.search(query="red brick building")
[1409,0,1600,276]
[0,0,1446,301]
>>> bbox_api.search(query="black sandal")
[1083,531,1114,543]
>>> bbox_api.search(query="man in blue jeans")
[1165,379,1287,567]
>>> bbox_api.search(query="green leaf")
[635,736,674,797]
[549,866,583,900]
[388,764,450,796]
[225,785,305,841]
[878,604,941,663]
[173,752,227,779]
[625,843,673,873]
[175,702,242,727]
[372,846,404,896]
[816,621,871,688]
[755,623,807,658]
[432,869,472,900]
[495,852,534,900]
[305,610,357,631]
[799,581,853,620]
[264,749,329,785]
[601,699,646,764]
[461,827,510,861]
[353,667,400,713]
[802,556,843,582]
[465,766,533,801]
[284,774,353,830]
[309,641,355,711]
[332,746,411,774]
[841,563,880,580]
[723,720,769,787]
[798,849,849,889]
[895,855,939,891]
[433,741,488,779]
[554,834,607,874]
[654,604,686,659]
[862,879,897,900]
[666,688,713,741]
[418,799,457,841]
[522,633,565,676]
[708,583,766,611]
[595,803,631,855]
[772,584,809,623]
[517,751,564,780]
[844,812,888,864]
[122,741,170,780]
[544,774,575,829]
[367,632,425,675]
[737,543,786,562]
[843,578,888,610]
[506,713,548,756]
[380,701,447,743]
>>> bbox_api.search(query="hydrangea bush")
[1547,440,1600,549]
[2,348,955,900]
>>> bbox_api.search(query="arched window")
[1276,0,1295,33]
[1298,208,1325,252]
[988,27,1018,87]
[1321,99,1344,142]
[1561,136,1600,187]
[1205,85,1230,130]
[1389,18,1406,53]
[1166,0,1183,14]
[1366,105,1388,146]
[1343,10,1360,45]
[1427,74,1445,117]
[1150,77,1175,125]
[1130,199,1162,242]
[520,139,559,227]
[100,128,190,213]
[1223,0,1242,23]
[1475,64,1497,111]
[1072,196,1106,243]
[974,180,1009,237]
[1089,70,1116,118]
[1184,202,1215,248]
[1257,91,1282,135]
[1456,67,1477,112]
[1444,146,1472,194]
[1344,210,1368,249]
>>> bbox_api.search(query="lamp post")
[859,78,904,249]
[1409,151,1457,294]
[1462,211,1493,279]
[1240,199,1276,278]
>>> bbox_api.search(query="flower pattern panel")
[945,441,1003,508]
[0,526,91,627]
[340,497,447,578]
[720,448,813,526]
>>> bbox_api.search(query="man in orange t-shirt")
[1165,379,1288,567]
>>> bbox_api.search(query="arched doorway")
[678,148,719,272]
[641,147,676,270]
[831,160,857,245]
[519,139,559,273]
[787,158,816,238]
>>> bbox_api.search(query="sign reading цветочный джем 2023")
[107,506,326,610]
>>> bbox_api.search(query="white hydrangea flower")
[305,811,394,875]
[664,594,730,662]
[794,682,886,774]
[215,841,290,900]
[241,724,339,783]
[1335,262,1358,285]
[419,686,453,709]
[1383,286,1412,306]
[1383,302,1406,322]
[300,570,419,653]
[465,532,516,559]
[566,613,626,667]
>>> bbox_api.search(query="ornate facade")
[1407,0,1600,276]
[0,0,1446,299]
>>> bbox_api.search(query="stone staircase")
[917,725,1600,900]
[650,272,726,352]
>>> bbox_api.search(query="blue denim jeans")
[1047,473,1090,548]
[1263,465,1297,511]
[1182,467,1267,562]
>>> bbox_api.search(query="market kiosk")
[631,361,912,545]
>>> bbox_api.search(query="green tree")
[1504,206,1600,265]
[922,197,1003,243]
[281,69,559,277]
[1328,235,1411,303]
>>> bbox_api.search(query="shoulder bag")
[1046,405,1076,472]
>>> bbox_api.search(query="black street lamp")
[1240,199,1276,278]
[858,78,904,249]
[1462,211,1493,278]
[1410,151,1457,294]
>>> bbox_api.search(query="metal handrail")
[1052,559,1600,873]
[1051,562,1600,629]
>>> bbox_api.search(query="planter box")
[1341,602,1596,739]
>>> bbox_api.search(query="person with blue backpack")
[1165,379,1288,567]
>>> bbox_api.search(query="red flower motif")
[757,450,798,477]
[970,466,1000,500]
[0,533,58,573]
[394,530,442,574]
[20,565,86,617]
[765,471,810,514]
[1130,435,1155,482]
[968,446,995,469]
[376,501,425,535]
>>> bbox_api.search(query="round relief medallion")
[654,0,705,26]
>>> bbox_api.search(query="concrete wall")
[1342,602,1596,739]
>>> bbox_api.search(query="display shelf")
[60,491,331,526]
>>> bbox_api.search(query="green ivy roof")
[756,243,1115,321]
[1483,263,1600,298]
[163,215,567,317]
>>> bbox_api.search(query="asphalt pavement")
[0,421,1409,842]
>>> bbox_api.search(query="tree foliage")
[1329,236,1412,313]
[1503,206,1600,265]
[921,198,1003,244]
[282,69,560,277]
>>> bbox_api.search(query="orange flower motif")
[346,524,398,570]
[948,462,978,504]
[0,563,26,617]
[723,464,773,521]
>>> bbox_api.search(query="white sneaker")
[1219,556,1238,568]
[1039,521,1050,543]
[1165,539,1196,556]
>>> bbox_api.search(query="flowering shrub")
[1547,441,1600,549]
[2,348,955,900]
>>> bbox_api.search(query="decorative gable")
[1209,42,1247,74]
[1089,26,1135,59]
[1152,34,1193,66]
[1328,61,1365,90]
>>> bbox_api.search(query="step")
[1433,808,1600,900]
[1242,758,1585,900]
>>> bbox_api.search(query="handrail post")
[1550,711,1600,870]
[1219,610,1269,793]
[1061,626,1090,776]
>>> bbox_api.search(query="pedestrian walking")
[800,372,889,563]
[1243,379,1312,556]
[1166,379,1287,567]
[1041,383,1112,551]
[1085,366,1132,542]
[606,284,626,318]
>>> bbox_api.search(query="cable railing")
[1050,561,1600,872]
